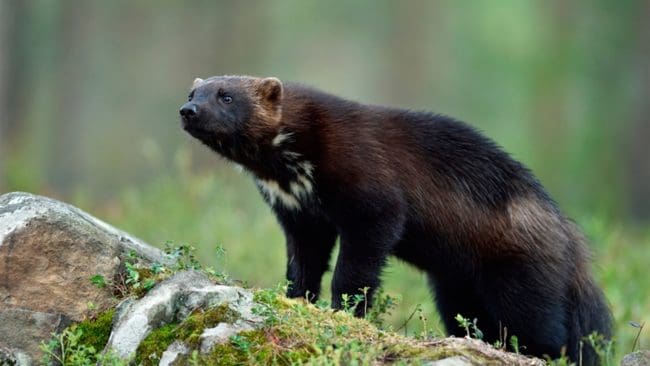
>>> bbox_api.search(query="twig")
[396,305,420,335]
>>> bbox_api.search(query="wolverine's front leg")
[274,208,338,301]
[331,196,406,317]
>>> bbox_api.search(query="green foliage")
[454,314,483,340]
[89,274,107,288]
[365,288,400,329]
[585,332,615,366]
[509,335,520,354]
[164,242,231,284]
[339,293,362,315]
[164,242,202,271]
[629,321,645,352]
[40,310,123,366]
[230,334,253,354]
[546,354,572,366]
[92,243,231,300]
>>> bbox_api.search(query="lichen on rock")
[105,270,262,361]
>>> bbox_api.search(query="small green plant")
[494,323,507,350]
[365,288,400,329]
[417,305,431,340]
[585,332,614,366]
[315,298,330,310]
[340,288,369,316]
[454,314,483,339]
[40,327,125,366]
[124,261,141,288]
[230,334,252,354]
[95,243,230,300]
[188,350,201,366]
[630,321,645,352]
[162,242,230,283]
[546,354,572,366]
[252,283,287,326]
[510,335,520,354]
[340,293,353,314]
[164,242,202,271]
[89,274,107,288]
[396,303,421,336]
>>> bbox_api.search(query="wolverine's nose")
[179,103,198,118]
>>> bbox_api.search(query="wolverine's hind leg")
[480,260,570,360]
[429,274,499,342]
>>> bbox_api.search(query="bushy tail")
[567,273,613,366]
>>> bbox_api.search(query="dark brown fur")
[180,75,612,364]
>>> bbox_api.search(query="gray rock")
[159,341,190,366]
[0,192,166,363]
[425,356,473,366]
[0,346,32,366]
[0,309,70,365]
[104,271,262,359]
[622,350,650,366]
[199,321,255,354]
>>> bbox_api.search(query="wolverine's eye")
[222,95,233,104]
[188,91,194,101]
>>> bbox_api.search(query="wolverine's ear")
[192,77,204,88]
[258,77,283,103]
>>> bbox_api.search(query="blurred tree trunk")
[625,1,650,222]
[48,1,85,192]
[530,1,571,187]
[382,1,435,107]
[0,0,25,191]
[0,0,6,191]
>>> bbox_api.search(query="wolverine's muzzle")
[179,102,198,119]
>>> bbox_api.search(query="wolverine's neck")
[235,124,316,210]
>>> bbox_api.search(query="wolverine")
[179,75,612,364]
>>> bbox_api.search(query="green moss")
[135,303,241,364]
[199,293,475,365]
[75,308,115,351]
[136,323,177,365]
[177,304,240,348]
[200,330,273,365]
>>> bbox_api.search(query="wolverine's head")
[180,75,283,159]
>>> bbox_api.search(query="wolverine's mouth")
[181,119,215,140]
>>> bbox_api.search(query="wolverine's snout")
[179,102,198,119]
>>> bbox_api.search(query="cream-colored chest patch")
[255,161,315,210]
[272,132,294,147]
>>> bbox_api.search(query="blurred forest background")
[1,0,649,360]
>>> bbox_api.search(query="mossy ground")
[128,290,442,365]
[42,245,549,365]
[170,290,506,365]
[44,286,504,365]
